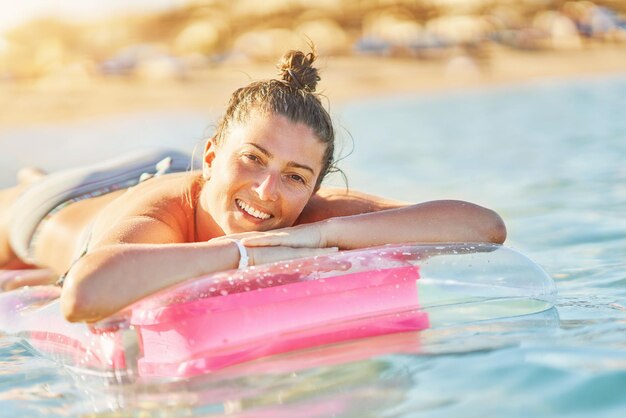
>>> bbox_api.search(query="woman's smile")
[235,198,273,221]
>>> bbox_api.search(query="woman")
[0,49,506,323]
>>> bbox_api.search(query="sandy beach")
[1,43,625,130]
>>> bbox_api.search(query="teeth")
[236,199,271,220]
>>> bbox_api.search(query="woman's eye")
[288,174,306,184]
[243,153,260,163]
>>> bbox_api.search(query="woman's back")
[36,172,200,275]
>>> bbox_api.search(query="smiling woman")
[199,111,326,236]
[0,47,506,323]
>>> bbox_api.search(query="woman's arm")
[61,217,335,323]
[61,228,239,323]
[323,199,507,249]
[241,198,506,249]
[297,188,506,246]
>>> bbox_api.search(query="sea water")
[0,74,625,416]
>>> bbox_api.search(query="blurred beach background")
[0,0,625,129]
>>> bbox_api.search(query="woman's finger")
[242,225,323,248]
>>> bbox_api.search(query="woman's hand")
[208,222,338,267]
[245,245,338,267]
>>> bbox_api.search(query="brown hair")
[213,48,336,190]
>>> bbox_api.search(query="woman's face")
[200,111,326,236]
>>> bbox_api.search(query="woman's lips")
[235,198,272,221]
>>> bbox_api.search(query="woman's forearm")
[61,240,242,323]
[323,200,506,250]
[60,240,338,323]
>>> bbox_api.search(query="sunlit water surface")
[1,75,625,417]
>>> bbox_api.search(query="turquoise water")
[1,74,625,416]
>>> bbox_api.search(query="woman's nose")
[253,173,279,201]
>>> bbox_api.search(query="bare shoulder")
[296,187,410,224]
[90,172,201,246]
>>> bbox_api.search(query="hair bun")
[277,49,320,92]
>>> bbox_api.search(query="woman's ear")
[202,137,217,180]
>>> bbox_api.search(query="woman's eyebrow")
[246,143,315,175]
